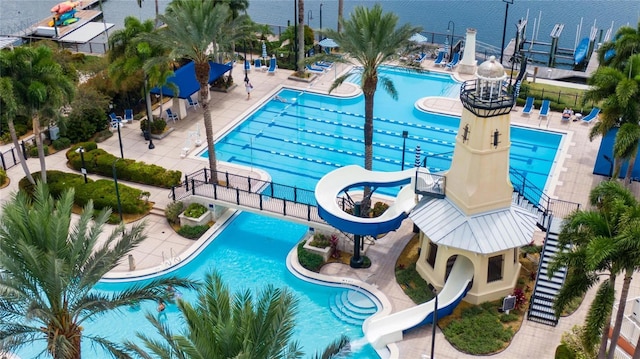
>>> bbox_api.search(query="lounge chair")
[109,113,125,127]
[267,58,277,75]
[187,97,199,109]
[315,61,332,69]
[413,52,427,64]
[581,107,600,124]
[254,58,262,70]
[244,60,251,73]
[445,52,460,70]
[123,109,134,123]
[433,51,446,66]
[306,64,325,73]
[538,100,550,119]
[165,108,179,123]
[521,97,535,115]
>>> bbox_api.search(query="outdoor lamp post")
[112,158,123,223]
[75,146,87,184]
[293,0,298,72]
[603,154,614,179]
[116,118,124,159]
[319,2,323,42]
[447,21,455,61]
[401,130,408,171]
[244,41,249,83]
[431,288,439,359]
[500,0,514,64]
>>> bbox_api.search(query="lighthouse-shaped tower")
[411,56,538,304]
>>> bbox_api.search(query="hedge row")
[19,170,147,216]
[66,142,182,188]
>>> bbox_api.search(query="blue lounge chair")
[254,58,262,70]
[268,58,277,75]
[165,108,179,123]
[306,64,325,73]
[124,109,134,123]
[521,97,535,115]
[538,100,550,119]
[187,97,199,109]
[109,112,123,123]
[433,51,446,66]
[445,52,460,70]
[413,52,427,64]
[315,61,332,69]
[581,107,600,124]
[244,60,251,72]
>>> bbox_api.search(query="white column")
[459,28,478,75]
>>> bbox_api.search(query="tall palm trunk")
[624,148,637,184]
[33,114,47,183]
[7,120,35,185]
[598,274,616,358]
[607,272,633,359]
[45,312,82,359]
[297,0,305,75]
[361,75,377,214]
[337,0,343,32]
[195,61,218,183]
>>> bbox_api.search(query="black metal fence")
[0,146,23,171]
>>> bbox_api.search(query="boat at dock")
[574,37,590,65]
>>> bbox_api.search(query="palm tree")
[321,4,420,214]
[337,0,343,33]
[297,0,305,75]
[144,0,239,184]
[126,271,349,358]
[0,45,75,184]
[135,0,160,28]
[551,181,640,358]
[0,66,30,184]
[0,182,195,359]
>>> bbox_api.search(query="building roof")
[150,61,232,99]
[409,197,537,254]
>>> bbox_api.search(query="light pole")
[401,130,408,171]
[500,0,514,64]
[75,146,87,184]
[431,288,439,359]
[112,158,123,223]
[447,21,455,61]
[319,2,323,42]
[244,41,250,84]
[603,155,614,179]
[293,0,298,72]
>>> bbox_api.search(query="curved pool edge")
[285,246,399,359]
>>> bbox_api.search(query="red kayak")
[51,1,78,14]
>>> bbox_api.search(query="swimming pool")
[210,66,562,194]
[16,212,380,358]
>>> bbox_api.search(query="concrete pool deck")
[1,58,639,358]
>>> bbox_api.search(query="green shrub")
[140,117,167,135]
[28,145,49,158]
[52,137,72,150]
[499,313,519,323]
[442,303,514,354]
[555,344,576,359]
[183,202,207,218]
[395,263,433,304]
[371,201,389,218]
[177,224,209,239]
[297,241,324,272]
[309,233,331,248]
[0,168,7,185]
[165,201,184,225]
[19,171,146,216]
[66,144,181,188]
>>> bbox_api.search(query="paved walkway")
[1,58,638,358]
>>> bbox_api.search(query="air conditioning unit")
[631,298,640,324]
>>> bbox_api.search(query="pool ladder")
[162,248,182,268]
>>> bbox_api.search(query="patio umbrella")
[261,41,267,61]
[409,32,428,43]
[319,38,338,48]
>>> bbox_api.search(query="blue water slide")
[314,165,421,236]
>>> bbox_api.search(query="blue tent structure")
[150,61,232,99]
[593,127,640,181]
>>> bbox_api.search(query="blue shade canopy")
[319,38,338,48]
[150,61,232,99]
[593,127,640,181]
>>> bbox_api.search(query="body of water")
[1,0,638,53]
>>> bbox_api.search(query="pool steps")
[330,290,378,326]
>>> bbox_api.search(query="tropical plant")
[320,4,421,214]
[125,270,349,358]
[0,182,195,358]
[0,45,75,184]
[144,0,242,184]
[550,181,640,358]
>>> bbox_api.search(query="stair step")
[329,290,377,325]
[535,285,560,297]
[528,312,558,326]
[530,303,556,315]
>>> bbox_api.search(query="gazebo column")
[174,97,188,119]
